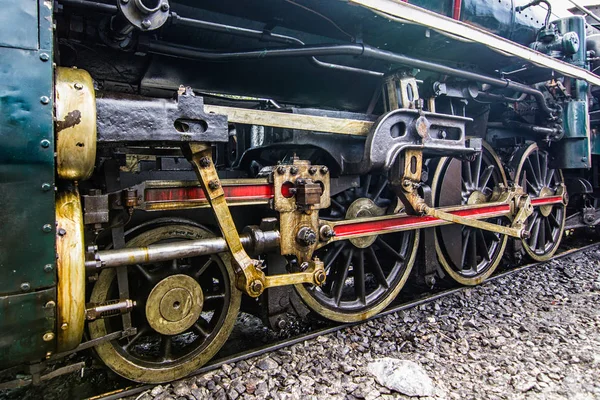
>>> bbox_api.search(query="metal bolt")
[276,318,287,330]
[42,224,53,233]
[208,180,220,190]
[289,166,299,175]
[44,264,53,273]
[40,139,51,148]
[61,323,68,331]
[277,165,286,175]
[314,271,326,285]
[161,2,169,11]
[296,227,317,246]
[74,82,83,90]
[40,96,50,105]
[58,228,67,236]
[45,301,56,308]
[43,332,55,342]
[582,157,588,163]
[199,157,211,168]
[41,183,52,191]
[250,280,263,295]
[21,282,31,292]
[320,166,329,174]
[39,53,49,62]
[120,0,129,4]
[320,225,336,240]
[141,19,152,29]
[308,166,317,175]
[425,275,436,287]
[299,262,309,271]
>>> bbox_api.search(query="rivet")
[21,282,31,291]
[45,300,56,308]
[57,228,67,236]
[74,82,83,90]
[43,332,55,342]
[61,323,68,331]
[199,157,211,168]
[42,224,53,233]
[290,166,299,175]
[40,96,50,105]
[40,139,51,148]
[320,166,329,174]
[161,2,169,11]
[39,53,50,62]
[44,264,54,273]
[208,180,220,190]
[141,19,152,29]
[277,166,286,175]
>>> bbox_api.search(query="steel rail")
[86,240,600,400]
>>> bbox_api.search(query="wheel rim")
[431,142,508,285]
[514,144,565,261]
[295,174,419,322]
[89,224,240,383]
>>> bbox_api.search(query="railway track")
[85,237,600,400]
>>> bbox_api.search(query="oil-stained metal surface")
[96,92,228,143]
[0,288,56,368]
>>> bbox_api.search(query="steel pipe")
[142,40,557,115]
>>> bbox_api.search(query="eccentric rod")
[142,40,556,115]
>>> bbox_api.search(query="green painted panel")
[0,288,56,368]
[0,1,39,50]
[0,0,55,296]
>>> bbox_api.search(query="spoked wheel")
[89,224,241,383]
[512,143,566,261]
[295,174,419,322]
[431,142,509,285]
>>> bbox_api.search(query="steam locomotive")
[2,0,599,384]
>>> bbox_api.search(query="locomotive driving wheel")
[89,223,240,383]
[295,174,419,322]
[512,143,565,261]
[431,142,509,285]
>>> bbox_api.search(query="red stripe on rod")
[531,196,564,206]
[334,204,510,237]
[145,184,275,203]
[453,0,462,20]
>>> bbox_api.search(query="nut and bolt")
[308,166,317,175]
[320,225,336,240]
[276,165,286,175]
[43,332,55,342]
[208,180,220,190]
[40,96,50,105]
[299,262,309,271]
[425,275,436,287]
[39,53,50,62]
[61,323,69,331]
[45,301,56,308]
[44,264,54,273]
[199,157,211,168]
[289,166,299,175]
[250,280,263,294]
[276,318,287,330]
[296,227,317,246]
[161,2,169,11]
[21,282,31,292]
[74,82,83,90]
[40,139,51,148]
[320,166,329,174]
[57,228,67,236]
[141,19,152,30]
[314,271,326,285]
[41,183,52,191]
[42,224,53,233]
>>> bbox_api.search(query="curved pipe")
[142,40,557,115]
[515,0,552,28]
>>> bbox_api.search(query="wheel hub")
[146,274,204,335]
[346,198,386,248]
[467,190,488,205]
[538,187,554,217]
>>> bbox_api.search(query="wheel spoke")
[372,178,388,202]
[548,212,560,228]
[535,151,543,184]
[542,152,548,184]
[204,292,225,302]
[193,258,213,280]
[529,216,541,248]
[476,229,490,261]
[160,336,172,361]
[193,317,211,337]
[123,325,150,350]
[545,218,554,244]
[324,242,346,273]
[473,153,482,188]
[367,246,389,289]
[376,237,405,262]
[546,169,555,187]
[479,165,494,190]
[331,198,347,215]
[354,250,366,305]
[460,228,470,267]
[537,217,546,251]
[135,265,154,283]
[332,249,353,306]
[463,159,473,186]
[526,158,541,189]
[361,174,372,197]
[467,230,477,270]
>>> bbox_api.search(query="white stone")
[367,358,434,397]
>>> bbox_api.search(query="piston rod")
[86,229,280,269]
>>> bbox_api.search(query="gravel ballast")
[131,247,600,400]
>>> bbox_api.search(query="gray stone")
[151,385,166,397]
[257,357,279,371]
[367,358,434,397]
[173,382,191,397]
